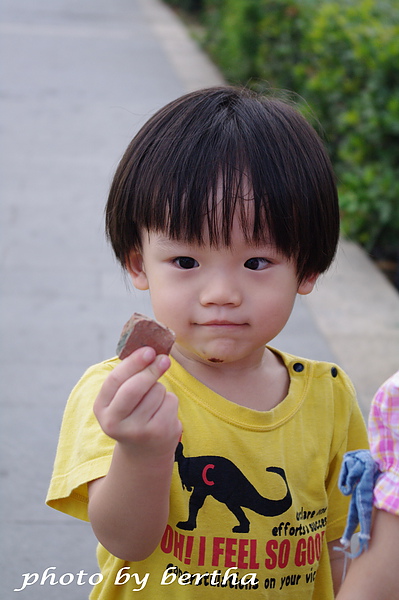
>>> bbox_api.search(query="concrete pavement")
[1,0,398,597]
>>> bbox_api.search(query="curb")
[306,239,399,416]
[139,0,223,92]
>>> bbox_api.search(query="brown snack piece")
[116,313,175,360]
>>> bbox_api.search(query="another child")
[46,86,368,599]
[336,371,399,599]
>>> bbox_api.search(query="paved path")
[1,0,398,597]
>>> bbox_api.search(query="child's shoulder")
[379,370,399,397]
[80,356,121,377]
[270,347,360,425]
[69,356,121,401]
[270,346,355,391]
[371,370,399,414]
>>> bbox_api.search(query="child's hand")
[89,347,182,560]
[93,347,182,460]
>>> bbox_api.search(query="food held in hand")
[116,313,175,359]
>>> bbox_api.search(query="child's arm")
[87,347,182,562]
[328,540,346,596]
[336,509,399,600]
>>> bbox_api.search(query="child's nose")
[199,272,242,306]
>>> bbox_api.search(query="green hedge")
[298,0,399,251]
[165,0,399,255]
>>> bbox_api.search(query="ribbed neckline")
[165,347,311,431]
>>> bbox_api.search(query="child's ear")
[297,273,319,296]
[125,251,149,291]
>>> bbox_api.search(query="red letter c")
[202,464,215,486]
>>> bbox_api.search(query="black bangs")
[106,87,339,281]
[146,132,274,249]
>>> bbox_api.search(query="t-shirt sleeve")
[46,359,119,521]
[324,371,369,542]
[369,371,399,515]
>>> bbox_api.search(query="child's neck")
[171,346,290,412]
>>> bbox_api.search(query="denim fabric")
[338,450,380,558]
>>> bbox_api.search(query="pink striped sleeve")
[368,371,399,515]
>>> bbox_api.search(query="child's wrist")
[115,438,177,471]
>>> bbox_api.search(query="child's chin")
[200,348,242,365]
[178,340,248,366]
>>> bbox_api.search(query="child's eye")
[173,256,199,269]
[244,258,270,270]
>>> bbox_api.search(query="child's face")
[127,215,316,369]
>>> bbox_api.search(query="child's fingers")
[147,391,182,438]
[94,349,171,428]
[127,381,170,425]
[120,389,182,452]
[113,381,168,440]
[95,347,158,410]
[111,354,171,419]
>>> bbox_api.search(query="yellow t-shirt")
[47,348,368,599]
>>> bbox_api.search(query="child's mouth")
[200,321,246,327]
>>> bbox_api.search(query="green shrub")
[203,0,265,83]
[186,0,399,254]
[300,0,399,250]
[163,0,399,252]
[255,0,313,93]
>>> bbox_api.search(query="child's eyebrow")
[151,236,195,251]
[151,234,282,257]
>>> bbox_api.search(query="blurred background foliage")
[165,0,399,284]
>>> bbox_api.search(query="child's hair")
[105,86,339,282]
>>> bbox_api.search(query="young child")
[336,371,399,599]
[46,86,368,599]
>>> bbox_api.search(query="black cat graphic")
[175,442,292,533]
